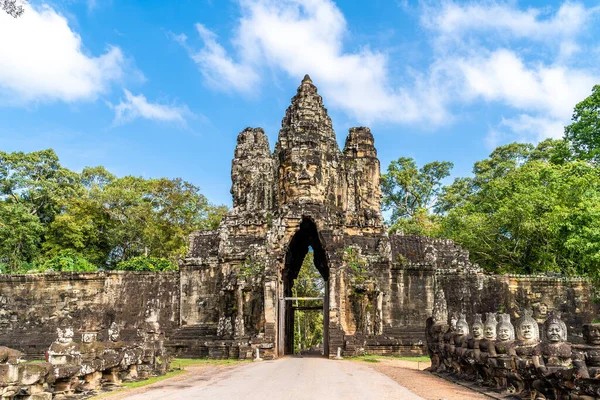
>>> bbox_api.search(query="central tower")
[274,75,344,207]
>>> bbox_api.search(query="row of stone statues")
[426,309,600,399]
[0,321,169,399]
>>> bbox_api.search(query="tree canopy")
[382,83,600,281]
[0,149,227,273]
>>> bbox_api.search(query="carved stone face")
[584,324,600,345]
[450,315,458,330]
[456,324,466,335]
[484,325,496,339]
[498,326,511,341]
[472,326,483,339]
[539,304,548,316]
[547,323,563,342]
[520,323,534,340]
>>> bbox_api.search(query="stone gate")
[173,76,598,359]
[0,76,595,361]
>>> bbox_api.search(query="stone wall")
[0,272,179,359]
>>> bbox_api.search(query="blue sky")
[1,0,599,207]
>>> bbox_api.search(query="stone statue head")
[538,303,548,317]
[484,313,497,339]
[496,313,515,341]
[471,314,484,340]
[81,332,97,344]
[108,322,120,342]
[56,326,74,344]
[516,309,539,342]
[455,313,469,335]
[543,311,567,343]
[583,323,600,346]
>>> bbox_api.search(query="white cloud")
[190,24,260,94]
[422,1,600,143]
[457,49,597,120]
[0,3,125,103]
[422,1,594,48]
[110,90,191,125]
[180,0,449,125]
[180,0,599,139]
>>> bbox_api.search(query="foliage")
[1,0,27,18]
[0,201,45,272]
[116,256,178,272]
[293,252,325,353]
[381,157,452,235]
[0,149,228,273]
[565,85,600,164]
[343,247,369,284]
[381,157,453,222]
[238,256,265,278]
[38,250,97,273]
[438,140,600,277]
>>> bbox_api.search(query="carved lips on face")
[547,323,563,342]
[456,325,466,335]
[520,323,534,340]
[472,326,483,339]
[586,326,600,345]
[498,327,511,341]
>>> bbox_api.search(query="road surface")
[120,356,425,400]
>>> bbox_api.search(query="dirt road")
[118,356,425,400]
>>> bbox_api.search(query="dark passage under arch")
[281,217,329,355]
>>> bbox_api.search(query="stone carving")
[0,347,53,400]
[489,314,516,390]
[0,321,171,398]
[428,310,600,399]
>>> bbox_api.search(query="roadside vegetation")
[0,156,227,273]
[382,85,600,283]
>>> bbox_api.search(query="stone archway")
[278,217,329,356]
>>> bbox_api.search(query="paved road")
[122,356,424,400]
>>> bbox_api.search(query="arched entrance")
[278,217,329,356]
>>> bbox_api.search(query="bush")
[116,256,178,272]
[39,250,98,273]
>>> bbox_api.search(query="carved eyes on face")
[521,324,533,339]
[498,327,510,340]
[547,324,563,342]
[472,327,482,338]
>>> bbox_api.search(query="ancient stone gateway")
[174,75,598,359]
[180,75,388,358]
[0,76,595,364]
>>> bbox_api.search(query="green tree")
[293,252,325,353]
[1,0,27,18]
[0,149,228,272]
[381,157,452,234]
[0,202,44,272]
[39,250,97,273]
[565,85,600,164]
[116,256,178,272]
[439,141,600,276]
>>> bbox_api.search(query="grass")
[348,355,430,363]
[90,358,248,399]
